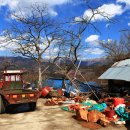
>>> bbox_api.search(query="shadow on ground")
[125,120,130,130]
[6,104,34,114]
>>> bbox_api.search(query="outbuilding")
[98,59,130,96]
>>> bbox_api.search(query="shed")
[98,59,130,95]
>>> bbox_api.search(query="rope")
[70,60,100,101]
[55,57,100,100]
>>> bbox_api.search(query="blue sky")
[0,0,130,60]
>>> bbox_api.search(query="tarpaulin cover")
[116,107,129,121]
[89,103,107,112]
[82,102,93,107]
[76,108,88,121]
[61,106,74,113]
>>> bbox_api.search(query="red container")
[113,98,124,107]
[41,86,51,97]
[105,110,115,118]
[58,89,63,96]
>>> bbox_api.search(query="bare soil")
[0,98,129,130]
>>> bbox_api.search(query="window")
[5,76,10,81]
[16,75,21,81]
[5,75,21,81]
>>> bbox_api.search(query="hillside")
[0,56,111,70]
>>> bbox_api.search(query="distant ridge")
[0,56,110,70]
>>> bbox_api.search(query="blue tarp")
[42,78,102,93]
[79,81,102,93]
[42,79,70,89]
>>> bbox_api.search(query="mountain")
[0,56,35,70]
[78,58,111,67]
[0,56,110,70]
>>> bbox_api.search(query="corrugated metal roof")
[112,59,130,67]
[98,59,130,81]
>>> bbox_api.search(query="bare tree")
[3,2,114,88]
[54,5,113,82]
[0,58,16,71]
[99,33,130,62]
[99,40,125,62]
[4,4,61,88]
[121,33,130,56]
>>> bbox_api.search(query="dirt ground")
[0,98,129,130]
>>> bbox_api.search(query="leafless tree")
[0,58,16,70]
[54,5,113,83]
[3,2,115,88]
[4,4,61,88]
[99,33,130,62]
[121,33,130,56]
[99,40,125,62]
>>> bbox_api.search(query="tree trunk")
[38,62,42,88]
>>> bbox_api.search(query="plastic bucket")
[41,86,51,97]
[105,110,115,118]
[113,98,124,107]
